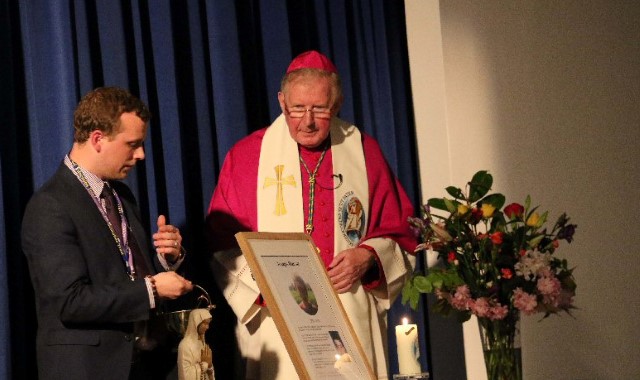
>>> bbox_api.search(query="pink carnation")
[537,276,562,307]
[470,297,491,318]
[488,304,509,320]
[538,267,553,278]
[513,287,538,315]
[450,285,472,310]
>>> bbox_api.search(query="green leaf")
[443,198,457,213]
[413,275,433,293]
[401,281,421,310]
[443,271,465,288]
[401,280,412,303]
[427,198,448,211]
[538,211,549,227]
[445,186,465,200]
[409,291,420,309]
[482,193,506,210]
[528,234,544,249]
[469,171,493,202]
[430,275,444,289]
[490,211,507,231]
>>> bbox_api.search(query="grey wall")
[407,1,640,379]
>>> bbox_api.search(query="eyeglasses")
[284,105,332,120]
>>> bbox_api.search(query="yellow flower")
[526,212,540,227]
[457,204,469,215]
[481,203,495,218]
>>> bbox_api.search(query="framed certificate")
[235,232,375,380]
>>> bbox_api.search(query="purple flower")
[557,224,577,243]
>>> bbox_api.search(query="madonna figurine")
[177,308,214,380]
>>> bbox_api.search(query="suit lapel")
[52,165,131,280]
[58,165,115,240]
[58,164,154,276]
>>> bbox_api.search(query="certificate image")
[329,330,347,356]
[235,232,375,380]
[290,275,319,315]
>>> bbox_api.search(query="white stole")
[257,114,369,251]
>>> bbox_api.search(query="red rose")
[504,203,525,219]
[501,268,513,279]
[490,232,504,245]
[447,251,457,263]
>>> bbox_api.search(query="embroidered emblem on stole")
[338,191,366,246]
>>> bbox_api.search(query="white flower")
[515,251,552,280]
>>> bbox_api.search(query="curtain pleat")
[0,159,8,380]
[2,1,429,378]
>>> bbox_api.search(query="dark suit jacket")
[22,163,159,380]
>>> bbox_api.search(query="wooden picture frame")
[235,232,376,380]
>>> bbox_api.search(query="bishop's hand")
[327,247,375,293]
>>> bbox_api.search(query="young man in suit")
[22,87,193,379]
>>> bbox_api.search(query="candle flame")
[335,354,341,361]
[402,317,408,325]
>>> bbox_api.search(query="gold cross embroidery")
[263,165,296,216]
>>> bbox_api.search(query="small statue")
[178,308,214,380]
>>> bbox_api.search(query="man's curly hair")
[73,87,151,142]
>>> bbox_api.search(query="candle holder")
[392,372,430,380]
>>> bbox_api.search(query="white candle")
[395,317,421,375]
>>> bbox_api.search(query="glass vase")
[477,312,522,380]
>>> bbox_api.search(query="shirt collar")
[64,155,108,197]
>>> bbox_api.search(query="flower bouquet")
[403,170,577,380]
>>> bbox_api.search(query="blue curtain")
[1,1,432,378]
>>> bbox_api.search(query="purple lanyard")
[69,160,136,280]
